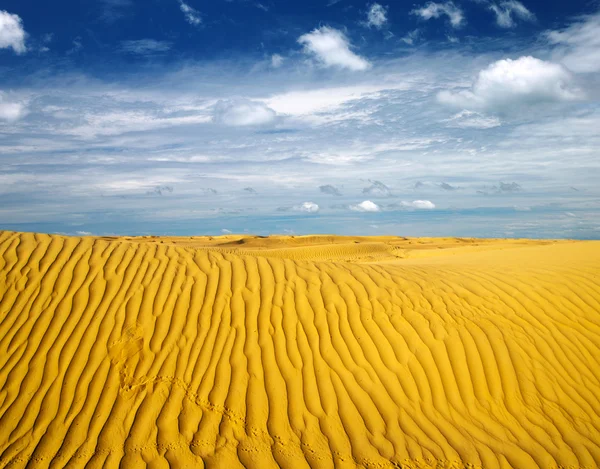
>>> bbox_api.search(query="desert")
[0,231,599,468]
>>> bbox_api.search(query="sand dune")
[0,231,599,469]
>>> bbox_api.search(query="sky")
[1,0,599,238]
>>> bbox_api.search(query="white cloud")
[366,3,388,29]
[489,1,534,28]
[179,1,201,26]
[221,228,232,234]
[271,54,284,68]
[442,110,501,128]
[350,200,380,212]
[401,30,420,45]
[294,202,319,213]
[213,99,277,126]
[0,93,27,122]
[403,200,436,209]
[298,26,371,71]
[437,56,581,111]
[119,39,172,55]
[76,231,93,236]
[546,12,600,73]
[0,10,26,54]
[412,2,464,28]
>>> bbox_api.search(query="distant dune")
[0,231,599,469]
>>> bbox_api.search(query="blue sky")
[1,0,599,238]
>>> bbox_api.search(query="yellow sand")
[0,231,599,469]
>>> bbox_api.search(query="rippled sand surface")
[1,231,599,468]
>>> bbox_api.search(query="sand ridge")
[0,231,599,468]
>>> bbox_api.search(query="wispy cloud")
[365,3,388,29]
[213,99,277,126]
[271,53,284,68]
[99,0,132,23]
[489,1,535,28]
[179,0,201,26]
[119,39,172,55]
[412,2,465,28]
[546,11,600,73]
[0,10,27,54]
[298,26,371,71]
[320,184,342,196]
[442,110,501,128]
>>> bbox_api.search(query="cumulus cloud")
[363,180,392,197]
[412,2,464,28]
[350,200,380,212]
[489,1,535,28]
[546,12,600,73]
[437,56,581,112]
[213,99,277,126]
[0,94,27,122]
[0,10,26,54]
[365,3,388,29]
[442,110,501,128]
[119,39,172,55]
[320,184,342,196]
[179,1,201,26]
[403,200,436,209]
[295,202,319,213]
[298,26,371,71]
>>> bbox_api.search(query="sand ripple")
[0,231,599,468]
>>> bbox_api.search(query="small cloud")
[363,180,392,197]
[0,93,27,122]
[413,181,426,190]
[350,200,380,212]
[146,185,174,196]
[442,110,501,129]
[447,35,459,43]
[298,26,371,71]
[179,0,201,26]
[99,0,132,23]
[255,3,269,12]
[0,10,27,54]
[213,99,277,126]
[67,37,83,54]
[437,56,581,112]
[76,231,93,236]
[489,1,535,28]
[320,184,342,196]
[402,200,436,209]
[221,228,233,234]
[365,3,388,29]
[201,188,218,195]
[412,2,465,28]
[244,187,257,194]
[293,202,319,213]
[440,182,459,191]
[271,53,284,68]
[478,182,522,195]
[401,29,420,45]
[119,39,172,55]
